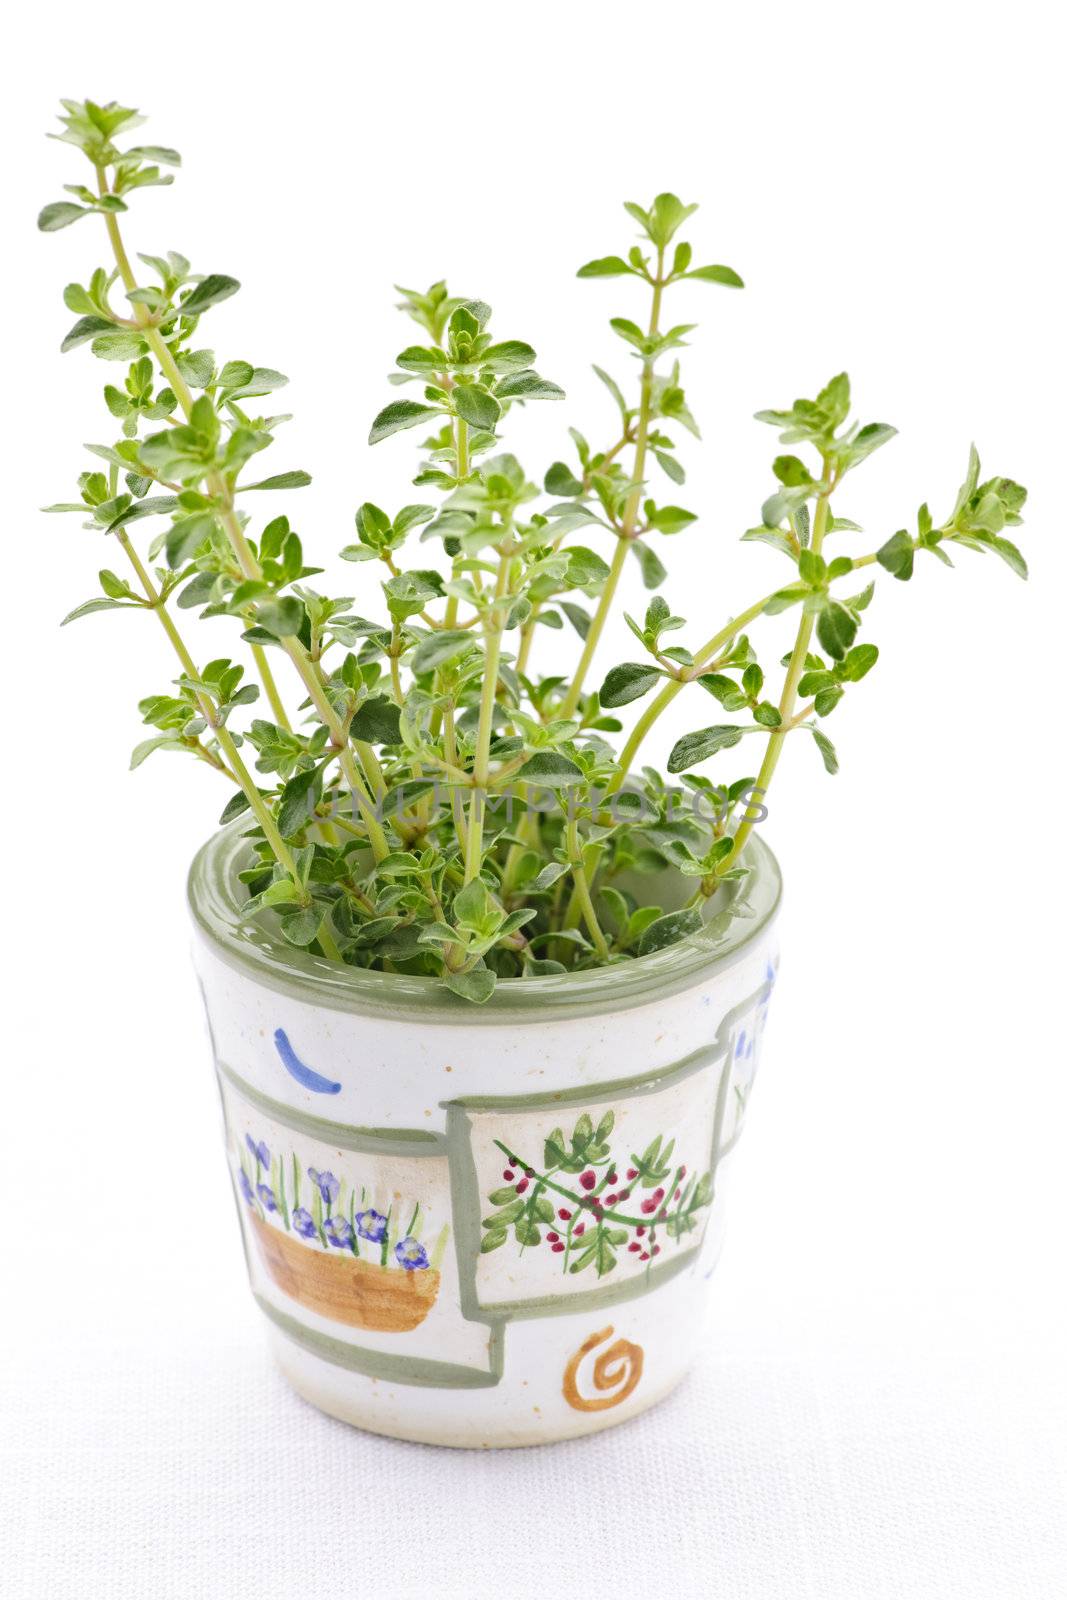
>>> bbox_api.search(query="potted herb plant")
[40,99,1028,1447]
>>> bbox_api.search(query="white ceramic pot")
[189,822,781,1447]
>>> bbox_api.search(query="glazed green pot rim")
[187,819,781,1024]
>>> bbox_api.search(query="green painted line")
[442,981,771,1326]
[216,975,774,1398]
[445,1104,493,1328]
[216,1059,446,1155]
[476,1241,703,1322]
[447,1038,722,1113]
[190,821,782,1023]
[254,1292,505,1389]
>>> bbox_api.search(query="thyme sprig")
[41,99,1029,1001]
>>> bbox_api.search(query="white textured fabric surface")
[4,1241,1065,1598]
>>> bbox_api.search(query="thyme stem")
[560,248,665,718]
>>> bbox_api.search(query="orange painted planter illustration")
[251,1214,440,1333]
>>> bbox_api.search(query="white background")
[2,3,1064,1596]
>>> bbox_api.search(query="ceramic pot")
[189,820,782,1448]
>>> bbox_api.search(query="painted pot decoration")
[190,819,781,1448]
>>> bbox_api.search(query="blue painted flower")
[734,1029,748,1059]
[355,1208,387,1244]
[395,1236,429,1271]
[292,1207,317,1239]
[257,1183,278,1212]
[307,1167,340,1206]
[323,1215,354,1249]
[245,1134,270,1167]
[237,1169,254,1206]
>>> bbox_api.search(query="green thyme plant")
[40,99,1030,1002]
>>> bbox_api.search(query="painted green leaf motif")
[481,1103,723,1281]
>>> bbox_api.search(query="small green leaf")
[566,546,611,588]
[630,540,667,590]
[60,315,113,353]
[876,529,914,581]
[839,643,879,682]
[520,751,584,785]
[985,534,1028,579]
[256,597,305,638]
[369,400,443,444]
[38,201,88,232]
[667,724,744,773]
[277,765,323,836]
[816,600,858,660]
[453,384,501,431]
[600,663,662,708]
[811,728,839,774]
[577,256,638,278]
[445,966,497,1004]
[165,512,216,567]
[592,365,628,419]
[239,470,312,492]
[481,341,536,371]
[180,274,240,315]
[61,597,136,625]
[545,461,584,497]
[349,696,402,744]
[129,734,183,769]
[125,145,182,166]
[494,372,563,402]
[410,630,477,675]
[636,906,704,956]
[686,264,744,287]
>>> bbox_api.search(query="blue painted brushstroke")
[273,1028,341,1094]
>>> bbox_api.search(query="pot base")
[265,1321,692,1448]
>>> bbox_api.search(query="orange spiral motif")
[562,1324,644,1412]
